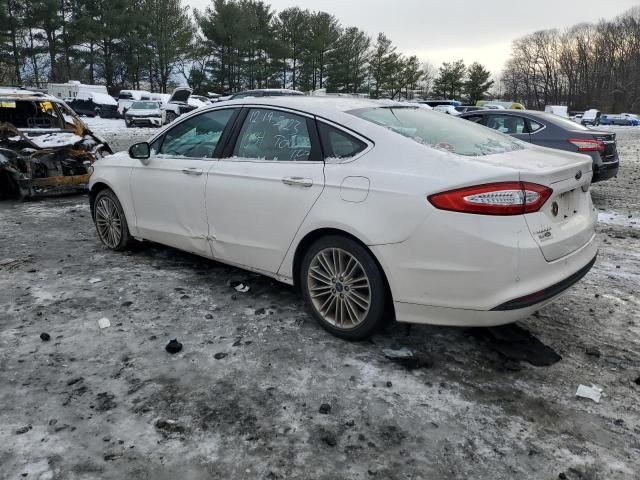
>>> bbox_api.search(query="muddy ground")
[0,121,639,480]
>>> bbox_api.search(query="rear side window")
[529,120,544,132]
[318,123,367,159]
[487,115,527,134]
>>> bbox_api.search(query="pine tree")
[464,62,493,104]
[433,60,466,99]
[326,27,370,93]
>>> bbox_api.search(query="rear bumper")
[593,160,619,182]
[492,254,596,310]
[127,116,162,127]
[371,210,598,327]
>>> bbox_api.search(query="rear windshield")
[349,107,524,156]
[543,113,591,131]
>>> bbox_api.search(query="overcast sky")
[187,0,639,73]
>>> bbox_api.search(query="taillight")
[428,182,553,215]
[568,138,605,152]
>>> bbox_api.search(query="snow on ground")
[599,211,639,229]
[0,124,639,479]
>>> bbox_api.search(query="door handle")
[282,176,313,187]
[182,168,203,176]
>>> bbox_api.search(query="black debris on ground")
[165,339,182,354]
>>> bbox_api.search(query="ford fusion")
[89,97,597,340]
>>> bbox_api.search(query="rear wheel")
[301,235,387,340]
[94,189,131,251]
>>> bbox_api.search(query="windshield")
[349,107,524,156]
[131,102,158,110]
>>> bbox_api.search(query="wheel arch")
[291,227,395,318]
[89,181,112,220]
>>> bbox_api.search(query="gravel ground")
[0,123,639,480]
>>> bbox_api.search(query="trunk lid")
[468,146,596,262]
[168,87,192,104]
[516,147,596,261]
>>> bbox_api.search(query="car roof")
[213,96,412,115]
[0,87,56,101]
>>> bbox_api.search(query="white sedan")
[89,97,598,340]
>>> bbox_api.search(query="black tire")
[300,235,387,340]
[165,111,177,124]
[93,189,131,251]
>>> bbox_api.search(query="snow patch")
[598,211,638,229]
[24,132,84,148]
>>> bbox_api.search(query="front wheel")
[94,189,131,251]
[301,235,387,340]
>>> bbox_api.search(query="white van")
[544,105,569,118]
[48,81,108,100]
[581,109,601,126]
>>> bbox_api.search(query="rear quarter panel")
[276,121,522,281]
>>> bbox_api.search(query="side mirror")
[129,142,150,160]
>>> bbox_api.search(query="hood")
[169,87,192,104]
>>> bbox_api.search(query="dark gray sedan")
[459,110,619,182]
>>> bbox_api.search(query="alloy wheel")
[95,196,123,249]
[307,248,371,330]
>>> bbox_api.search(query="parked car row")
[458,109,619,182]
[1,87,614,339]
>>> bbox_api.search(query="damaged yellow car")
[0,88,112,199]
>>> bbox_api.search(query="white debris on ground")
[98,317,111,329]
[576,384,604,403]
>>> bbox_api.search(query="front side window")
[464,115,486,125]
[350,107,523,156]
[318,123,367,159]
[158,109,234,158]
[234,108,312,161]
[487,115,527,134]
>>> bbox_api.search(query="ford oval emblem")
[575,170,583,180]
